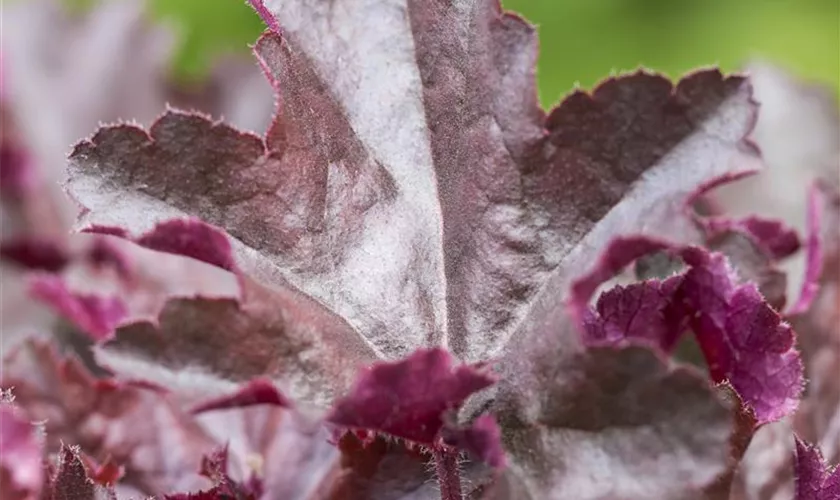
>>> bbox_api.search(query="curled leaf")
[572,236,803,424]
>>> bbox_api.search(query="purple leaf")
[2,0,273,190]
[582,276,686,351]
[100,274,379,408]
[688,172,802,261]
[441,414,506,470]
[0,239,69,272]
[29,275,127,342]
[1,340,218,497]
[328,434,437,499]
[788,183,827,315]
[65,22,760,368]
[83,219,239,273]
[0,404,44,500]
[327,348,494,446]
[12,0,783,497]
[697,214,801,260]
[708,61,840,304]
[572,236,803,424]
[0,136,36,199]
[492,342,735,499]
[707,230,790,311]
[191,379,293,414]
[45,445,97,500]
[794,437,840,500]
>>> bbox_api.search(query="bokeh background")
[67,0,840,106]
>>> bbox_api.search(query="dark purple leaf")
[9,0,790,497]
[83,218,239,273]
[698,214,801,261]
[29,275,127,342]
[65,12,760,369]
[788,183,827,315]
[491,342,734,499]
[1,339,218,497]
[688,172,801,261]
[99,274,379,408]
[794,437,840,500]
[441,414,506,470]
[45,445,97,500]
[191,378,292,414]
[326,434,436,500]
[582,276,686,351]
[327,348,495,447]
[571,236,803,424]
[0,131,35,199]
[0,239,69,272]
[706,231,790,311]
[708,61,840,304]
[2,0,273,190]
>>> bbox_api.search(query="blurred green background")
[141,0,838,106]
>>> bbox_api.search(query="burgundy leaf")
[83,219,239,273]
[492,342,735,499]
[323,348,502,498]
[45,445,98,500]
[582,276,686,351]
[788,183,827,315]
[65,19,759,369]
[708,61,840,303]
[0,239,69,272]
[191,379,292,414]
[0,130,35,199]
[58,0,765,496]
[99,274,378,408]
[732,187,839,500]
[2,0,273,189]
[327,348,495,447]
[441,414,506,470]
[707,231,790,311]
[326,434,438,500]
[0,340,218,497]
[572,236,803,424]
[688,172,802,261]
[29,275,127,342]
[697,214,801,261]
[0,404,44,500]
[794,437,840,500]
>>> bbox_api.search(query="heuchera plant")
[1,1,839,499]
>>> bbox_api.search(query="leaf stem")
[433,448,463,500]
